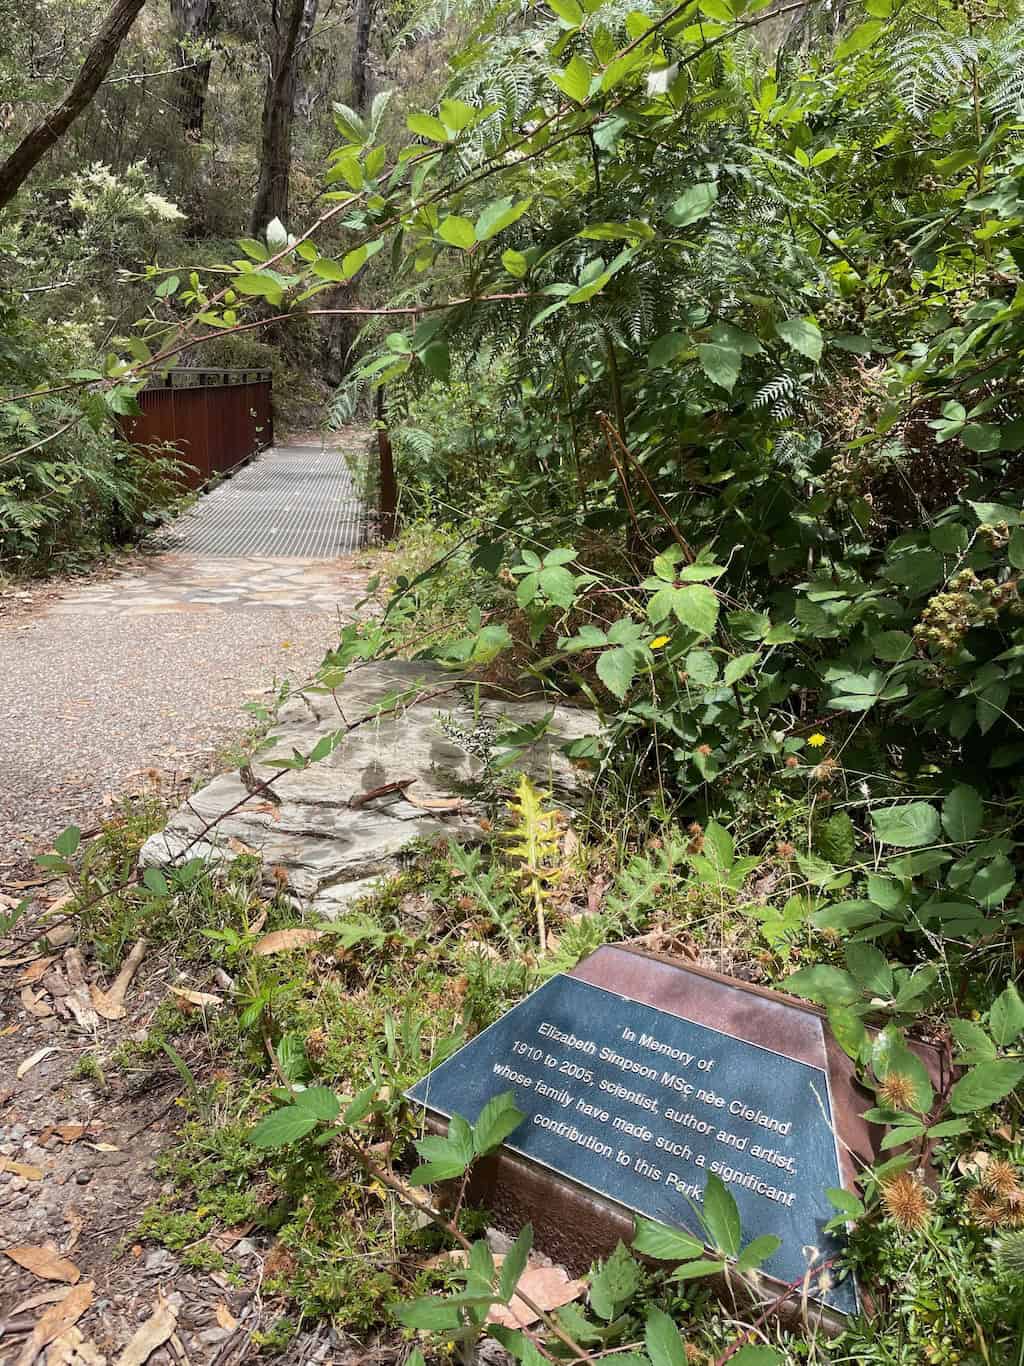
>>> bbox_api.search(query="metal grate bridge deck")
[167,446,367,557]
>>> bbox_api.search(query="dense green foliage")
[9,0,1024,1358]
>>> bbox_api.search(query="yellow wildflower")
[807,732,827,747]
[650,635,671,650]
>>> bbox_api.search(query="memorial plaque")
[408,949,864,1316]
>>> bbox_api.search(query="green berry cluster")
[913,567,1021,652]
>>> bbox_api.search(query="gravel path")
[0,444,374,884]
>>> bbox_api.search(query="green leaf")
[730,1350,782,1366]
[723,651,759,686]
[949,1019,998,1064]
[784,965,861,1007]
[667,183,718,227]
[990,983,1024,1047]
[550,55,591,103]
[970,855,1014,908]
[502,249,529,278]
[155,274,180,298]
[439,215,476,249]
[949,1060,1024,1114]
[439,98,477,133]
[250,1105,319,1148]
[701,1172,740,1256]
[845,944,893,997]
[872,629,913,661]
[870,802,940,848]
[775,316,823,363]
[671,1258,725,1280]
[826,1187,864,1219]
[673,584,719,636]
[597,647,637,700]
[834,18,885,61]
[234,271,284,306]
[421,340,451,380]
[735,1234,781,1272]
[632,1218,704,1261]
[54,825,81,858]
[538,564,576,608]
[474,1091,525,1153]
[407,112,450,142]
[645,1308,685,1366]
[962,422,1001,452]
[143,866,168,896]
[942,785,983,842]
[294,1086,340,1121]
[828,1005,868,1061]
[394,1298,462,1331]
[499,1225,533,1303]
[697,342,741,392]
[476,198,532,241]
[648,332,688,368]
[549,0,584,26]
[589,1243,642,1321]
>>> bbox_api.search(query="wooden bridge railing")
[122,369,273,490]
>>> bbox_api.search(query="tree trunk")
[249,0,318,236]
[376,385,397,541]
[170,0,216,139]
[350,0,373,113]
[0,0,148,211]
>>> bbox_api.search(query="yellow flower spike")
[808,732,827,748]
[650,635,671,650]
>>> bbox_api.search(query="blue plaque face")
[407,973,856,1315]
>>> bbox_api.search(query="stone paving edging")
[141,660,600,915]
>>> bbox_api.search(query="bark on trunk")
[0,0,148,211]
[349,0,373,113]
[170,0,216,139]
[376,385,397,541]
[249,0,318,236]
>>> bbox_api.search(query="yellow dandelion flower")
[650,635,671,650]
[808,732,827,748]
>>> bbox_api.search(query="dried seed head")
[776,841,796,859]
[878,1072,918,1113]
[881,1172,930,1231]
[968,1186,1007,1230]
[984,1160,1022,1199]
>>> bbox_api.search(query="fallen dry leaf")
[404,787,467,812]
[0,1159,44,1180]
[44,1324,106,1366]
[16,1280,94,1366]
[253,928,324,956]
[214,1303,238,1332]
[226,836,258,856]
[5,1245,81,1284]
[168,986,222,1009]
[43,923,77,948]
[63,1208,85,1254]
[114,1299,177,1366]
[486,1265,585,1330]
[91,939,147,1022]
[22,985,54,1018]
[51,1125,88,1144]
[19,956,57,985]
[9,1285,70,1315]
[63,949,99,1031]
[85,1143,119,1153]
[19,1045,60,1078]
[44,892,75,915]
[211,1222,254,1253]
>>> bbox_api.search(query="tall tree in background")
[249,0,318,235]
[0,0,148,210]
[170,0,217,139]
[349,0,374,111]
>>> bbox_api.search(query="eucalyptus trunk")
[249,0,318,236]
[170,0,216,139]
[349,0,374,112]
[0,0,148,210]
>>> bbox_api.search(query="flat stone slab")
[140,661,598,915]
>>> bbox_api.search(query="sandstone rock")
[141,661,597,915]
